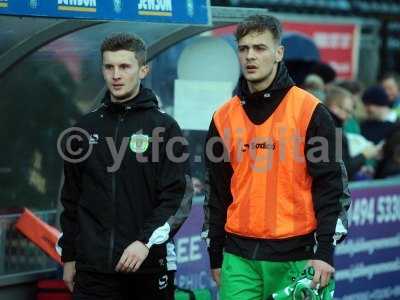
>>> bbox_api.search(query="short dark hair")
[101,33,147,66]
[235,15,282,44]
[381,72,400,85]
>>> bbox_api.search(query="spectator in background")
[381,72,400,121]
[336,80,366,134]
[375,125,400,179]
[361,85,398,144]
[325,86,380,180]
[381,72,400,110]
[303,73,326,101]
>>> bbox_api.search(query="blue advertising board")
[0,0,211,25]
[174,200,217,298]
[174,179,400,299]
[334,180,400,300]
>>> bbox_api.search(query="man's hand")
[362,144,380,160]
[115,241,149,273]
[308,259,335,289]
[63,261,76,292]
[211,268,221,287]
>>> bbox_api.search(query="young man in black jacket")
[59,33,192,300]
[202,15,351,299]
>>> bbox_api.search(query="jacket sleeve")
[138,120,193,248]
[305,104,351,266]
[59,160,82,262]
[202,118,233,269]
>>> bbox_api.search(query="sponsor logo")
[138,0,172,17]
[0,0,8,9]
[57,0,97,13]
[241,142,276,152]
[89,134,99,145]
[158,275,168,290]
[129,134,149,153]
[186,0,194,17]
[113,0,122,13]
[29,0,38,9]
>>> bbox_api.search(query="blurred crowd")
[303,72,400,181]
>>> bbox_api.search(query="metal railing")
[0,210,58,286]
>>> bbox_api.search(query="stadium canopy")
[0,5,269,77]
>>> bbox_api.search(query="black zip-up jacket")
[59,87,193,274]
[202,63,351,269]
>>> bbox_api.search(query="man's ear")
[275,45,284,63]
[139,64,150,80]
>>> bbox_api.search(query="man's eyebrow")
[103,62,132,66]
[238,43,268,47]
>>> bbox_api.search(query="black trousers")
[73,270,175,300]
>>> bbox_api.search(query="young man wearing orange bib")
[202,15,351,300]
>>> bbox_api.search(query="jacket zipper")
[108,113,125,270]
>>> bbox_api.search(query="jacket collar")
[234,62,295,103]
[328,108,344,127]
[102,86,159,114]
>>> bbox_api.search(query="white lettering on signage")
[336,258,400,282]
[336,234,400,257]
[335,285,400,300]
[58,0,96,7]
[176,271,211,290]
[176,236,203,263]
[138,0,172,12]
[348,197,375,227]
[347,195,400,227]
[313,32,352,49]
[330,61,351,74]
[377,195,400,223]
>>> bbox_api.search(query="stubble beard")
[246,65,275,85]
[245,63,278,94]
[111,84,139,103]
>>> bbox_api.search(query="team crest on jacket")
[129,134,149,153]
